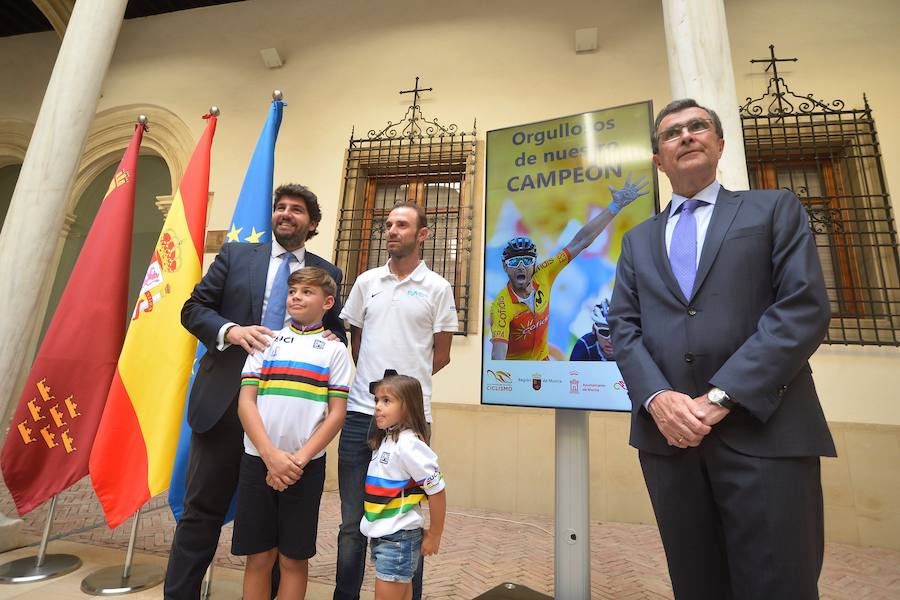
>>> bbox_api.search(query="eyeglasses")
[593,325,611,339]
[504,256,536,268]
[658,118,714,144]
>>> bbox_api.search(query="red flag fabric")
[89,115,216,528]
[1,123,145,516]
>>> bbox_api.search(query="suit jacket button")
[687,307,697,316]
[684,352,694,363]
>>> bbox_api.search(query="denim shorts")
[369,528,423,583]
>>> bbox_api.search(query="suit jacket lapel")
[250,243,271,324]
[692,187,741,298]
[649,204,688,304]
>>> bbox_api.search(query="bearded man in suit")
[609,99,835,600]
[165,183,346,599]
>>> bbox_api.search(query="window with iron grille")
[741,47,900,345]
[333,79,477,334]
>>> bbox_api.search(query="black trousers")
[639,432,824,600]
[164,401,244,599]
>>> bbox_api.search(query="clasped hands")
[261,448,305,492]
[648,390,730,449]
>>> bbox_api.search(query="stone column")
[660,0,749,190]
[0,0,128,442]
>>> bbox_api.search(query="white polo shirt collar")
[378,259,428,283]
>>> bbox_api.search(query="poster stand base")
[473,581,553,599]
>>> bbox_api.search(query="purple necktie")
[669,199,705,299]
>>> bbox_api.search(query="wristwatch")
[708,387,735,410]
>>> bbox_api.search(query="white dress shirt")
[665,180,720,266]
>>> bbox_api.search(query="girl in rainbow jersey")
[361,371,446,600]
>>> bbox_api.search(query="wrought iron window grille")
[741,45,900,345]
[334,77,477,334]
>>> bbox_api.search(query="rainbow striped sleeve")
[240,375,261,387]
[327,344,352,401]
[240,349,263,387]
[328,384,349,399]
[363,475,426,522]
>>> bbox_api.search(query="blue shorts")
[369,528,422,583]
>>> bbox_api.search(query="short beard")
[275,229,304,250]
[388,242,416,260]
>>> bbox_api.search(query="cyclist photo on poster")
[489,176,646,361]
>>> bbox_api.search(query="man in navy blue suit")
[164,183,346,599]
[609,100,835,600]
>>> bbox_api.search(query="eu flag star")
[226,223,243,243]
[244,227,265,243]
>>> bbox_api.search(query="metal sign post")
[555,409,590,598]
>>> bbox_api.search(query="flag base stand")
[0,554,82,584]
[80,507,164,596]
[80,564,164,596]
[0,496,83,584]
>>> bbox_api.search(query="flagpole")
[80,506,164,595]
[0,495,82,583]
[201,564,213,598]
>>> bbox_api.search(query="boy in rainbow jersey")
[234,267,351,600]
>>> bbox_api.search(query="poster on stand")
[481,101,658,411]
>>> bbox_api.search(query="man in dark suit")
[164,183,346,599]
[609,99,835,600]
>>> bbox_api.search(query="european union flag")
[168,98,285,522]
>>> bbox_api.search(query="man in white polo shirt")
[334,201,458,600]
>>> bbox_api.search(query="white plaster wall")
[0,0,897,424]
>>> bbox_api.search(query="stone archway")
[39,104,194,335]
[0,118,33,168]
[32,0,74,39]
[69,104,194,212]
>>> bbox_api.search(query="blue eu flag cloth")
[167,99,285,522]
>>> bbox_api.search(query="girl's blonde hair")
[367,373,429,449]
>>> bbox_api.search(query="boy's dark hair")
[390,201,428,230]
[367,372,430,449]
[287,266,336,298]
[273,183,321,240]
[651,98,724,154]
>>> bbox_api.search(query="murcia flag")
[89,114,217,528]
[0,122,145,516]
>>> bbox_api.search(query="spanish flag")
[0,122,145,517]
[89,114,217,528]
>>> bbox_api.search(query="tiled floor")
[2,478,899,599]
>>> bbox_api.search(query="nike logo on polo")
[371,291,384,298]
